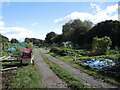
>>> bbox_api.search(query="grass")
[10,61,44,88]
[44,48,120,86]
[39,49,91,89]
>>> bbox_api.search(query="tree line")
[1,19,120,50]
[45,19,120,49]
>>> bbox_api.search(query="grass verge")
[10,61,44,88]
[39,49,91,89]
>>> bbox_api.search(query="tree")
[45,32,57,45]
[62,20,74,41]
[24,38,45,47]
[62,19,93,47]
[54,35,63,45]
[25,38,31,43]
[86,20,120,48]
[83,20,93,30]
[10,38,19,43]
[92,36,112,55]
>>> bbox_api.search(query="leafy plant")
[92,36,112,55]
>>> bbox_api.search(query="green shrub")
[50,47,59,52]
[92,36,112,55]
[50,47,67,56]
[61,42,66,48]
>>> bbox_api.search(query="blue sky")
[0,1,119,41]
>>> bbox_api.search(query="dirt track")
[39,48,118,88]
[34,49,68,88]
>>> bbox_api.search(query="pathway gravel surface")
[34,49,68,88]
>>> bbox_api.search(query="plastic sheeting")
[7,47,16,52]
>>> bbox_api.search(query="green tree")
[45,32,57,45]
[54,35,63,45]
[10,38,19,43]
[86,20,120,48]
[25,38,31,43]
[62,20,74,41]
[92,36,112,55]
[24,38,45,47]
[62,19,93,47]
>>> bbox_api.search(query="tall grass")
[10,62,44,88]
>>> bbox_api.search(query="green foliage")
[10,38,19,43]
[86,20,120,48]
[92,36,112,55]
[45,32,57,45]
[61,42,66,48]
[0,34,9,56]
[24,38,45,47]
[62,19,93,46]
[50,47,67,56]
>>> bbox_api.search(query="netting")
[7,47,16,52]
[15,43,28,47]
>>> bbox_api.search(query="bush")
[50,47,58,53]
[50,47,67,56]
[92,36,112,55]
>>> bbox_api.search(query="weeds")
[10,62,44,88]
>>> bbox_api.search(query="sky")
[0,0,119,41]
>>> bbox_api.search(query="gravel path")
[40,48,118,88]
[34,49,68,88]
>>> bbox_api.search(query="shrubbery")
[50,47,67,56]
[50,47,93,56]
[92,36,112,55]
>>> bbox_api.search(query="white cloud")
[90,3,101,12]
[55,12,94,23]
[0,21,5,27]
[106,4,118,15]
[0,27,32,40]
[0,16,43,41]
[31,22,39,26]
[54,3,118,24]
[52,28,62,34]
[0,26,44,41]
[34,33,46,40]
